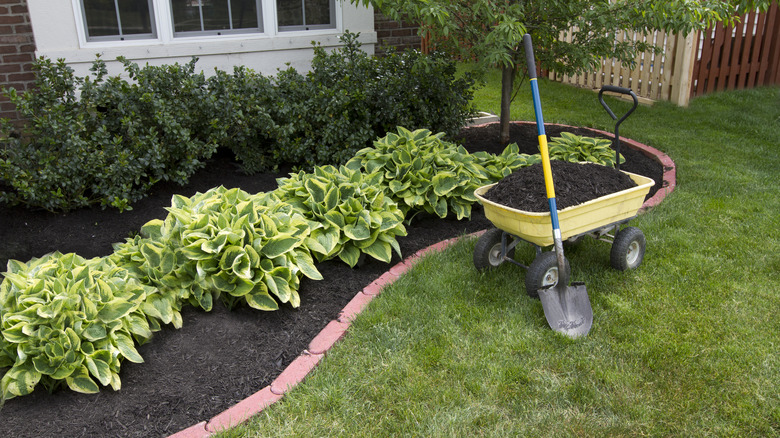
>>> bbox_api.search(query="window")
[78,0,339,42]
[81,0,156,41]
[277,0,335,31]
[171,0,263,36]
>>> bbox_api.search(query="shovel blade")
[537,283,592,338]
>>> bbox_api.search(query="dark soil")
[0,122,663,438]
[483,161,637,212]
[456,122,664,202]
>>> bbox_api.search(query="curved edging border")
[167,234,479,438]
[168,122,677,438]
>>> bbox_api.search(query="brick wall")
[0,0,36,126]
[373,11,422,56]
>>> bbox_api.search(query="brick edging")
[167,234,481,438]
[169,123,675,437]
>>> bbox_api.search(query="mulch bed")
[0,122,663,438]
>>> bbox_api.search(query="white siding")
[27,0,376,77]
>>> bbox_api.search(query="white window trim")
[71,0,344,49]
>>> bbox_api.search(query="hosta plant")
[346,127,489,221]
[548,131,625,167]
[0,253,160,400]
[471,143,540,181]
[273,165,407,268]
[111,186,322,312]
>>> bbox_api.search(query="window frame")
[170,0,264,38]
[73,0,345,48]
[79,0,158,42]
[276,0,337,32]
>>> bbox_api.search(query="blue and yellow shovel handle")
[523,34,561,240]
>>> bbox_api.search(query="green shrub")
[206,67,281,174]
[548,131,625,167]
[369,47,477,139]
[0,253,165,400]
[273,165,407,267]
[0,57,221,212]
[0,33,475,209]
[215,31,477,172]
[346,127,489,221]
[111,187,322,312]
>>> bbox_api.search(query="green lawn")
[215,73,780,437]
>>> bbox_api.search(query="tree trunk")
[499,64,515,146]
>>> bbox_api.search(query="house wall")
[374,11,421,56]
[25,0,376,78]
[0,0,36,124]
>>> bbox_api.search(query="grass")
[214,72,780,437]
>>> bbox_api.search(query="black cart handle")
[598,85,638,171]
[598,85,638,121]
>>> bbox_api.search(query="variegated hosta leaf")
[346,127,493,221]
[273,165,407,267]
[0,252,154,400]
[547,132,625,167]
[111,186,322,315]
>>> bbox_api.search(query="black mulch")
[483,160,638,212]
[0,122,663,438]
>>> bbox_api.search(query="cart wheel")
[610,227,646,271]
[473,228,513,271]
[525,251,570,298]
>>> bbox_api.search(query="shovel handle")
[523,34,538,80]
[523,34,545,138]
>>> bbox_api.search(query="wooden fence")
[546,31,696,105]
[691,2,780,97]
[548,3,780,106]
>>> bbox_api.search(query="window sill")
[37,30,378,64]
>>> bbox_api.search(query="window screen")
[171,0,262,36]
[277,0,335,31]
[82,0,156,41]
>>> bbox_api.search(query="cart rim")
[542,267,560,286]
[488,242,503,266]
[626,241,641,266]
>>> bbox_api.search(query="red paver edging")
[205,387,282,433]
[168,124,675,437]
[168,421,209,438]
[166,234,469,438]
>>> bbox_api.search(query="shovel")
[522,34,593,338]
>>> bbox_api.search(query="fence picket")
[543,8,778,105]
[768,3,780,84]
[750,10,766,86]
